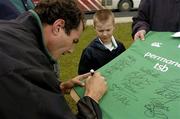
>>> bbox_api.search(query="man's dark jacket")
[0,10,102,119]
[132,0,180,37]
[78,38,125,75]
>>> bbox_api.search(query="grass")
[58,22,133,112]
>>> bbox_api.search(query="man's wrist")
[84,93,99,103]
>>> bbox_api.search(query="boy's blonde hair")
[93,9,115,26]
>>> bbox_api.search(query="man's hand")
[60,72,91,94]
[134,30,146,41]
[84,72,107,103]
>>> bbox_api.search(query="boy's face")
[94,18,114,43]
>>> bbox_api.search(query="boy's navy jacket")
[78,38,126,75]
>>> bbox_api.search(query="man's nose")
[68,49,73,53]
[68,45,75,53]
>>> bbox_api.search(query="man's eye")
[73,39,79,44]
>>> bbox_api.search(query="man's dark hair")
[34,0,84,35]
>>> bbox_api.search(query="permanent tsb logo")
[151,42,162,48]
[144,52,180,72]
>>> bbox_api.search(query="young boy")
[78,9,126,75]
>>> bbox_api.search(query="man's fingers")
[78,72,91,81]
[139,33,145,40]
[134,30,146,41]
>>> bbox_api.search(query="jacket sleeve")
[76,96,102,119]
[78,48,93,75]
[0,0,20,20]
[132,0,150,37]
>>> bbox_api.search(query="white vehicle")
[102,0,141,11]
[55,0,141,13]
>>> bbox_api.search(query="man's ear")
[52,19,65,35]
